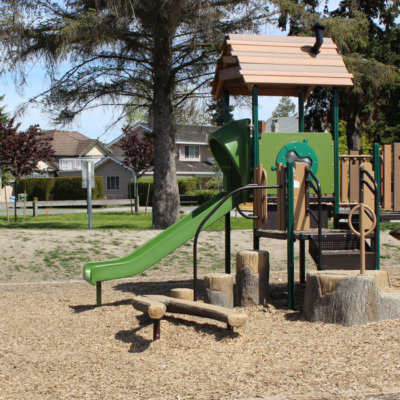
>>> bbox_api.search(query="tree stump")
[303,270,400,327]
[170,288,194,301]
[236,249,269,307]
[204,273,234,309]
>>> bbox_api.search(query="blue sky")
[0,0,350,144]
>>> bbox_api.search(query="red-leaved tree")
[118,127,155,179]
[0,120,54,221]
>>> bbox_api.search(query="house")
[36,129,110,177]
[259,116,299,133]
[61,123,220,199]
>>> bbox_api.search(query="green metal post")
[333,88,340,228]
[224,90,231,274]
[372,143,381,270]
[287,161,295,310]
[252,85,260,250]
[298,92,305,133]
[96,281,102,307]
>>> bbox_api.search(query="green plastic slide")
[83,119,251,288]
[83,192,236,285]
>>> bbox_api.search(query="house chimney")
[271,119,279,133]
[258,120,266,134]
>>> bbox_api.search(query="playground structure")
[83,26,394,317]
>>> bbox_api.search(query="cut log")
[170,288,194,301]
[303,270,400,327]
[131,296,166,320]
[236,250,270,307]
[144,295,247,327]
[204,273,234,309]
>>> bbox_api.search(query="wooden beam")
[240,63,350,74]
[238,70,354,79]
[243,75,353,87]
[219,66,242,81]
[222,56,238,64]
[237,55,346,67]
[305,85,314,98]
[383,144,392,210]
[230,44,339,56]
[394,143,400,211]
[227,39,338,49]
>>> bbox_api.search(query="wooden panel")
[227,39,337,49]
[219,66,241,80]
[394,143,400,211]
[360,163,375,230]
[383,144,392,210]
[222,56,238,64]
[227,33,335,45]
[237,55,346,67]
[341,157,349,203]
[293,163,310,231]
[277,163,286,231]
[219,87,300,97]
[239,70,353,79]
[230,44,339,56]
[239,63,350,74]
[243,75,353,87]
[349,150,360,203]
[232,51,342,60]
[254,165,267,230]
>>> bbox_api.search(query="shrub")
[191,190,218,205]
[130,177,201,206]
[204,177,223,191]
[53,176,104,200]
[18,178,55,201]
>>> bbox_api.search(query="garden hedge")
[18,177,104,201]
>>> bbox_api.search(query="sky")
[0,0,346,144]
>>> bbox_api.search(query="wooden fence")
[340,143,400,211]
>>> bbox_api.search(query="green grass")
[0,212,253,231]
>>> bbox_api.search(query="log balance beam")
[131,295,247,341]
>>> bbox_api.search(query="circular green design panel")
[276,142,318,176]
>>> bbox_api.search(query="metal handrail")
[305,167,322,267]
[193,183,281,301]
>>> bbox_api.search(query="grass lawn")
[0,212,254,231]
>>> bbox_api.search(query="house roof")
[210,33,354,99]
[106,123,220,147]
[42,129,110,156]
[264,116,299,133]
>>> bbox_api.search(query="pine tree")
[206,97,234,127]
[0,94,9,124]
[271,97,297,118]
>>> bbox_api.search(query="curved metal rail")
[193,183,281,301]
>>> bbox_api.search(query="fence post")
[394,143,400,212]
[33,197,38,217]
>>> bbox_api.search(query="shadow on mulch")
[69,299,131,313]
[113,279,205,299]
[115,313,153,353]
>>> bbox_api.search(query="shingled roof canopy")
[210,34,354,99]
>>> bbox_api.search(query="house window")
[184,146,199,159]
[107,176,120,190]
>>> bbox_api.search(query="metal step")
[309,233,375,271]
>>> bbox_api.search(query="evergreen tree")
[271,97,297,118]
[206,97,234,127]
[0,0,271,229]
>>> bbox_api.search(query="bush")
[130,177,201,206]
[178,177,200,193]
[204,177,223,191]
[191,190,218,205]
[53,177,104,200]
[18,178,55,201]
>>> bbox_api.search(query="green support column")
[372,143,381,270]
[298,92,305,133]
[252,85,260,250]
[224,90,231,274]
[333,89,340,228]
[298,92,306,283]
[287,161,295,310]
[96,281,102,307]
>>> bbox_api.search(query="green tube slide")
[83,119,251,286]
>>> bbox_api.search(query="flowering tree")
[118,127,155,179]
[0,120,54,221]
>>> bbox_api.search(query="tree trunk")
[151,9,180,229]
[345,92,364,151]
